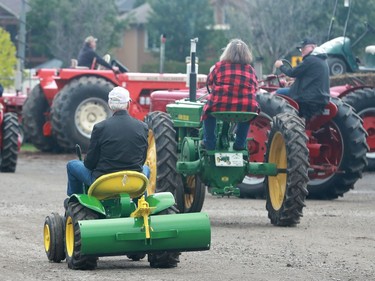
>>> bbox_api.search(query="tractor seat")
[87,170,148,200]
[211,111,258,123]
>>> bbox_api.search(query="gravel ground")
[0,151,374,281]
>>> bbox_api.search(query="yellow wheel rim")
[43,224,51,252]
[268,132,287,210]
[184,176,195,209]
[65,216,74,257]
[146,129,157,195]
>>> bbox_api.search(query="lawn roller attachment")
[78,211,211,256]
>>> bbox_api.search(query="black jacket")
[84,110,149,179]
[280,47,330,105]
[77,43,112,69]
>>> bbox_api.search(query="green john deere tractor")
[145,39,310,227]
[43,149,210,269]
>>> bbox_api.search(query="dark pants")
[275,89,326,120]
[203,114,250,150]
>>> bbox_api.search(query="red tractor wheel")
[341,88,375,171]
[51,76,114,152]
[22,85,60,152]
[306,98,368,199]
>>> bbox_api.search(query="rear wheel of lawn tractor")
[65,202,99,270]
[1,113,19,172]
[51,76,114,152]
[22,85,60,152]
[265,112,309,226]
[148,206,181,268]
[43,212,65,262]
[341,88,375,171]
[145,111,184,211]
[307,98,368,199]
[238,91,298,199]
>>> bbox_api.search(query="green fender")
[146,192,176,214]
[69,194,106,216]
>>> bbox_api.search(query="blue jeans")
[203,114,251,150]
[276,87,291,96]
[66,160,95,196]
[66,160,151,196]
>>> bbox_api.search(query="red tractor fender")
[330,84,374,98]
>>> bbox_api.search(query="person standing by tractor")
[77,35,119,71]
[274,37,330,120]
[65,86,149,197]
[202,38,260,150]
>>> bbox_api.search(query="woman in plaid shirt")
[202,38,260,150]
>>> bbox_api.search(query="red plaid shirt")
[202,61,259,120]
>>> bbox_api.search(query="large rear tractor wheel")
[65,202,99,270]
[1,113,19,172]
[148,206,181,268]
[238,91,298,199]
[22,85,60,152]
[341,88,375,171]
[43,212,65,262]
[51,76,114,152]
[265,113,309,226]
[307,98,368,199]
[145,111,184,211]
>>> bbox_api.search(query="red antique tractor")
[254,72,375,170]
[150,75,368,201]
[22,60,207,153]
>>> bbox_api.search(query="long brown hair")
[220,39,253,64]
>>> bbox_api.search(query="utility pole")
[15,0,26,93]
[159,34,166,73]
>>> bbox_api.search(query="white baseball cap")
[108,87,132,111]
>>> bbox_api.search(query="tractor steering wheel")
[275,59,293,88]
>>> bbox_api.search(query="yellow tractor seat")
[87,170,148,200]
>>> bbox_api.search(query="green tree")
[0,28,17,88]
[27,0,127,67]
[147,0,218,62]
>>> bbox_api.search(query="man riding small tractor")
[43,145,211,270]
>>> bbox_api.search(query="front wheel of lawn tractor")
[148,206,181,268]
[265,112,309,226]
[65,202,99,270]
[43,212,65,262]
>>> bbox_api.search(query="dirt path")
[0,151,374,281]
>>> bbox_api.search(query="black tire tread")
[65,202,99,270]
[341,88,375,171]
[265,113,309,226]
[307,97,368,199]
[51,76,114,152]
[1,113,19,172]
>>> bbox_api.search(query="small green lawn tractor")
[145,39,310,226]
[43,152,211,269]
